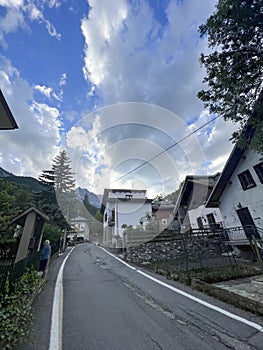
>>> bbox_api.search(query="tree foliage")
[35,169,66,230]
[164,188,181,203]
[83,193,98,217]
[35,150,77,229]
[42,223,62,245]
[0,180,33,242]
[53,150,76,193]
[198,0,263,153]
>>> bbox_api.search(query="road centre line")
[49,247,75,350]
[99,246,263,333]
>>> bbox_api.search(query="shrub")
[0,269,40,349]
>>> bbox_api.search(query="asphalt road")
[24,243,263,349]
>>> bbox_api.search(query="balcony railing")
[224,225,263,245]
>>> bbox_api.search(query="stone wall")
[124,235,232,268]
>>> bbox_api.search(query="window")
[125,194,133,199]
[253,162,263,184]
[196,217,203,229]
[237,170,256,190]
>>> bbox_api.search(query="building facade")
[173,174,224,234]
[70,216,90,242]
[101,189,152,247]
[151,201,178,231]
[207,147,263,243]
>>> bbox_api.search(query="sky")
[0,0,238,199]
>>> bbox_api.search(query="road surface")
[25,243,263,349]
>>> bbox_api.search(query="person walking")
[39,240,51,278]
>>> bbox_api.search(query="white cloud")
[0,56,61,177]
[59,73,67,86]
[77,0,241,195]
[63,103,212,196]
[34,84,59,101]
[0,7,26,47]
[0,0,61,46]
[34,72,66,101]
[81,0,217,119]
[0,1,23,7]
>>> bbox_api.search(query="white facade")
[70,216,90,241]
[187,205,224,231]
[102,189,152,247]
[218,149,263,231]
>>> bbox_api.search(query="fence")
[0,239,61,295]
[224,225,263,243]
[0,250,41,295]
[122,230,237,271]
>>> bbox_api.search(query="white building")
[173,174,224,234]
[206,146,263,244]
[70,216,90,242]
[101,189,152,247]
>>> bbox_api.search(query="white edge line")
[49,247,76,350]
[99,246,263,333]
[100,246,136,270]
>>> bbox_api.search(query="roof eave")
[0,90,19,130]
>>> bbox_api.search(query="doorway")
[236,207,259,239]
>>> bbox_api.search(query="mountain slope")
[0,167,44,192]
[77,187,101,208]
[0,167,102,207]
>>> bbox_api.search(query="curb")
[191,278,263,316]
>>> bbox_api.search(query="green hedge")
[0,269,40,349]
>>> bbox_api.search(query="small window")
[238,170,256,190]
[196,217,203,229]
[253,162,263,184]
[125,194,133,199]
[105,213,107,222]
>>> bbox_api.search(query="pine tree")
[35,150,77,228]
[35,169,66,229]
[53,150,76,193]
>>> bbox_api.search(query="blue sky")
[0,0,237,197]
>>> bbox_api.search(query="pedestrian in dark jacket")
[39,240,51,278]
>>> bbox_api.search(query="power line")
[110,114,221,185]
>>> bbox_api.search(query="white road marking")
[100,247,136,270]
[99,246,263,333]
[49,248,75,350]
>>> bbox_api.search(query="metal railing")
[224,225,263,243]
[0,250,41,295]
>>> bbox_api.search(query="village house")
[151,200,179,231]
[69,216,90,242]
[101,189,152,247]
[173,174,224,234]
[206,145,263,246]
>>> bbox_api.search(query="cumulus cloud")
[34,84,60,101]
[81,0,217,118]
[0,0,61,46]
[63,103,210,196]
[77,0,240,195]
[0,0,239,199]
[0,56,61,177]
